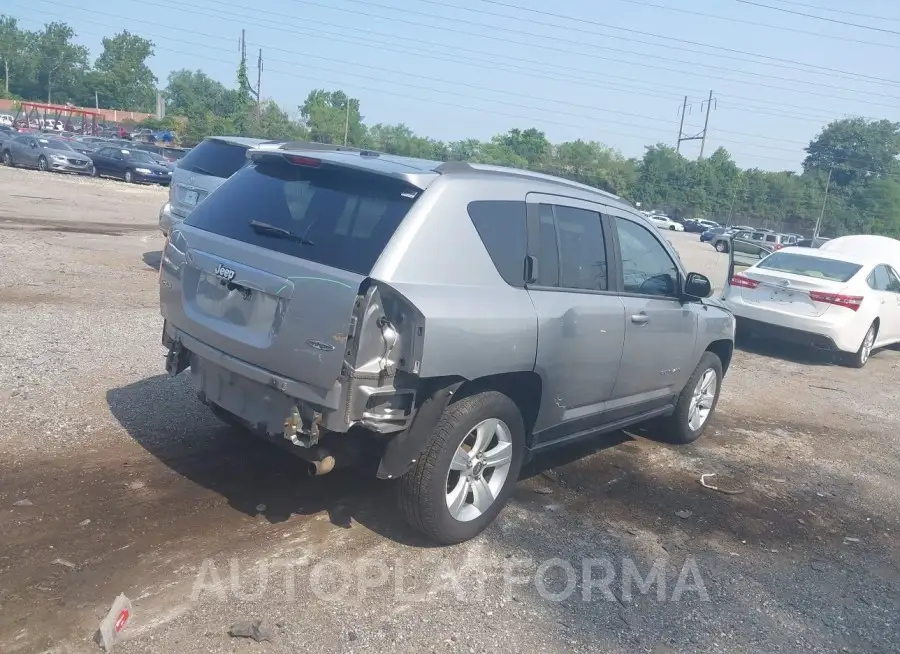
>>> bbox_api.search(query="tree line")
[2,16,899,237]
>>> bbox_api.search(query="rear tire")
[715,240,729,253]
[843,322,877,369]
[650,351,723,445]
[398,390,525,545]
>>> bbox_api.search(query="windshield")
[42,139,73,151]
[124,150,155,163]
[756,252,862,282]
[185,159,417,275]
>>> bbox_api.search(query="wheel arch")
[706,339,734,374]
[376,370,542,480]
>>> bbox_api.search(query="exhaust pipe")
[308,453,336,476]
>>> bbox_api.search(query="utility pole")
[255,48,263,123]
[813,165,833,240]
[676,91,714,157]
[94,90,99,110]
[676,95,688,154]
[699,90,715,159]
[343,98,351,146]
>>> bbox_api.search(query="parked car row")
[1,129,190,186]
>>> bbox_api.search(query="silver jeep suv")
[159,147,735,544]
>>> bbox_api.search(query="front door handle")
[630,313,649,325]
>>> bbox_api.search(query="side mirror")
[683,272,712,299]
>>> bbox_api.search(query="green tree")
[364,123,447,159]
[0,16,32,96]
[300,89,364,145]
[250,100,307,140]
[803,118,900,188]
[91,31,157,111]
[31,22,89,103]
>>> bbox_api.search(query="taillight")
[808,291,863,311]
[730,274,760,289]
[283,154,321,167]
[774,243,783,250]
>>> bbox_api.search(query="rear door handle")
[630,313,649,325]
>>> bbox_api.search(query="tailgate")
[160,151,420,393]
[164,230,361,391]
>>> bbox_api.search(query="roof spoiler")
[276,140,382,157]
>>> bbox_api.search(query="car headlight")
[51,154,67,161]
[135,167,152,174]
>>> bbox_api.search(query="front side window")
[615,218,679,297]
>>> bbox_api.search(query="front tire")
[2,150,12,167]
[651,351,723,444]
[398,390,525,545]
[844,322,876,368]
[124,169,134,183]
[38,156,48,172]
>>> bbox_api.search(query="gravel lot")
[1,166,898,654]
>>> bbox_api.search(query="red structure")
[13,102,102,135]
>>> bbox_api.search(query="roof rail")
[435,161,623,202]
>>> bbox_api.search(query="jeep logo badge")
[214,263,235,281]
[306,339,335,352]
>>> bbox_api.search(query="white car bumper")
[724,292,869,353]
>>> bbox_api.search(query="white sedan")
[648,215,684,232]
[723,246,900,367]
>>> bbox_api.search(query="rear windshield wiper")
[185,165,216,176]
[248,220,314,246]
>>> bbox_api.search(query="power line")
[31,0,882,124]
[9,13,808,167]
[585,0,900,47]
[731,0,900,35]
[313,0,900,101]
[162,0,885,119]
[9,2,819,150]
[755,0,900,22]
[77,0,900,119]
[475,0,900,82]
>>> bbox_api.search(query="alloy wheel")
[860,327,875,365]
[688,369,718,431]
[445,418,514,522]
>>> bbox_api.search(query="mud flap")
[376,381,463,480]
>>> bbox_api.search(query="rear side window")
[535,204,608,291]
[177,139,251,178]
[184,160,417,275]
[467,201,526,287]
[757,253,862,282]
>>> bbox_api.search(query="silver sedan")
[2,134,94,175]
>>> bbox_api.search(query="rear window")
[177,139,252,178]
[184,160,417,275]
[757,252,862,282]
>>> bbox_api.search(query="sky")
[6,0,900,171]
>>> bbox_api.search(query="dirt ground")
[1,166,898,654]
